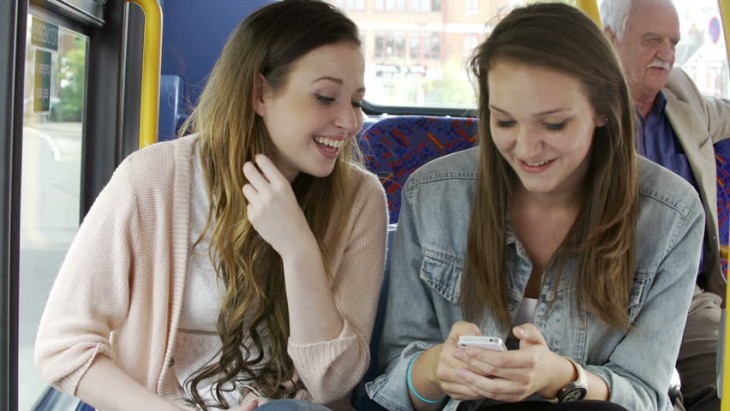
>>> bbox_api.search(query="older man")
[602,0,730,410]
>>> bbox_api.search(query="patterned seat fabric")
[716,139,730,279]
[359,116,479,223]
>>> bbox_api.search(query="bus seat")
[32,386,94,410]
[352,224,396,411]
[359,116,478,223]
[715,139,730,400]
[158,74,186,142]
[716,139,730,279]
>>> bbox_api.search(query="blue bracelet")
[406,352,445,405]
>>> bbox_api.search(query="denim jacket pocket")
[420,247,464,304]
[627,269,654,321]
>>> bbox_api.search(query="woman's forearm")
[76,356,181,411]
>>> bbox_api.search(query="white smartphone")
[457,335,507,352]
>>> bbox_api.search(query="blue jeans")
[257,399,331,410]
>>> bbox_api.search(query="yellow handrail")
[577,0,601,26]
[720,0,730,70]
[124,0,162,149]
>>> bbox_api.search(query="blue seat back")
[351,225,395,410]
[32,386,94,410]
[716,139,730,279]
[359,116,479,223]
[713,139,730,398]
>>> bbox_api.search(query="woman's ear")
[594,114,608,127]
[254,73,269,116]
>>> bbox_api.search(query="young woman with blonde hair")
[35,1,387,410]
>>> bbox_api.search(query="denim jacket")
[366,148,703,411]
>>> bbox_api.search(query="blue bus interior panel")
[359,116,479,223]
[160,0,268,124]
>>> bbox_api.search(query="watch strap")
[557,356,588,402]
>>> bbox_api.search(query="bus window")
[672,0,728,98]
[19,14,88,411]
[328,0,511,110]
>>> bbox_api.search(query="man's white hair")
[600,0,677,40]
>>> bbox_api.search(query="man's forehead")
[627,3,680,38]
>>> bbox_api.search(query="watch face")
[560,386,588,402]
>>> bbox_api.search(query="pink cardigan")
[35,135,388,410]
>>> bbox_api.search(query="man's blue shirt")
[639,91,706,279]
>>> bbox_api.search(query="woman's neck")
[511,185,582,213]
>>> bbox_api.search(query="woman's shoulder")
[406,146,479,187]
[118,134,197,184]
[638,156,702,218]
[348,162,386,195]
[123,134,196,166]
[119,135,197,177]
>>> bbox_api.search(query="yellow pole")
[577,0,601,26]
[124,0,162,149]
[720,0,730,66]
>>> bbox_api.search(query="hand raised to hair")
[453,323,563,402]
[241,155,317,258]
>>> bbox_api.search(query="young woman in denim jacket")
[367,3,702,411]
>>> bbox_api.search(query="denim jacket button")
[546,290,557,302]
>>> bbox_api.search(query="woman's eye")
[495,119,516,128]
[352,100,363,108]
[316,94,336,104]
[545,121,567,131]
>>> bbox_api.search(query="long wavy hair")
[177,1,361,407]
[464,3,639,330]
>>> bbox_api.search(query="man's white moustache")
[648,60,671,70]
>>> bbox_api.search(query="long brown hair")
[464,3,638,330]
[178,0,361,407]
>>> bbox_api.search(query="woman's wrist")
[540,354,578,398]
[407,349,447,406]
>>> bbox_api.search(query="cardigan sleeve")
[287,170,388,404]
[34,155,141,395]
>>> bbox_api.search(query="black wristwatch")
[557,357,588,402]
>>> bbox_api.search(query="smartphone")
[457,335,507,352]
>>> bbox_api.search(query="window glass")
[672,0,728,98]
[19,14,88,410]
[333,0,578,109]
[330,0,366,11]
[335,0,514,108]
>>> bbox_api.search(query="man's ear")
[254,73,269,116]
